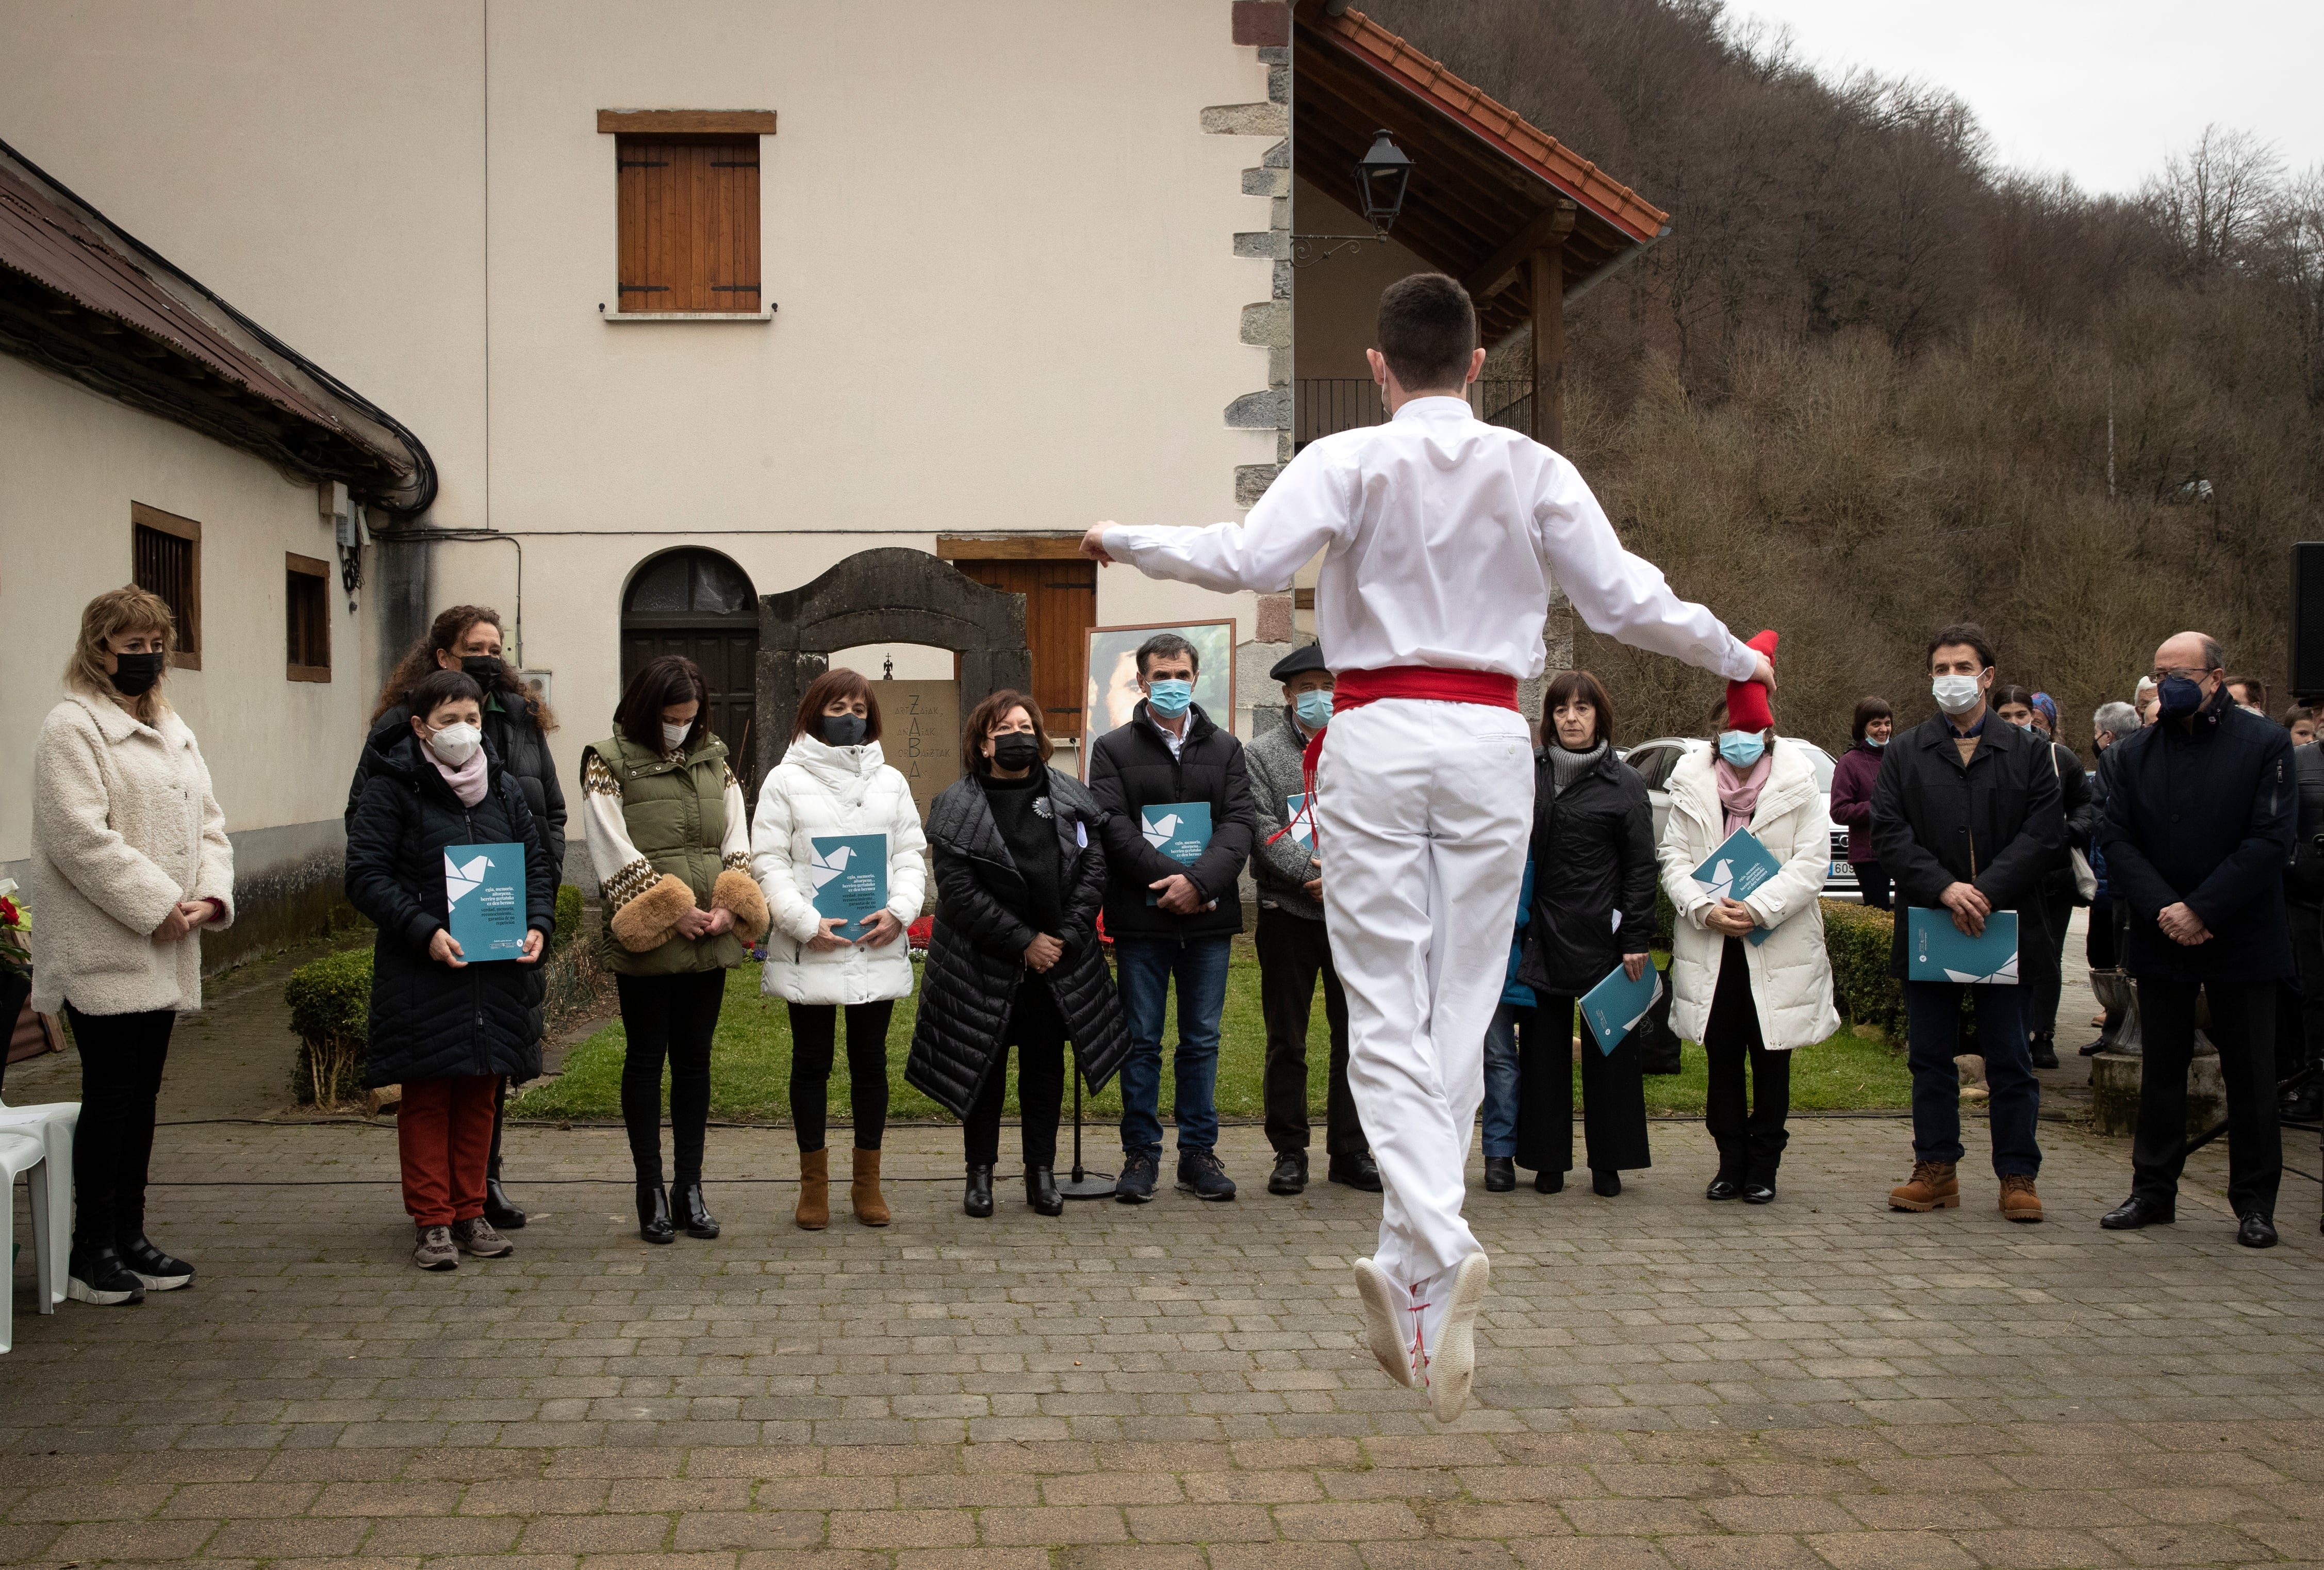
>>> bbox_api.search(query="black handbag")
[1633,964,1683,1075]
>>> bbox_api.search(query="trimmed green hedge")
[1821,897,1904,1038]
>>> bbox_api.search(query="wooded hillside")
[1358,0,2324,749]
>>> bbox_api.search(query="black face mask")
[109,651,166,697]
[460,655,506,685]
[820,713,867,747]
[992,734,1041,772]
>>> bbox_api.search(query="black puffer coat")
[905,769,1130,1118]
[348,694,566,872]
[344,729,555,1089]
[1517,746,1658,997]
[1086,701,1257,939]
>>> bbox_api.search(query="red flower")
[0,897,19,926]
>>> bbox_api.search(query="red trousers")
[397,1075,497,1226]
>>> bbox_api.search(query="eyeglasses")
[2147,667,2215,684]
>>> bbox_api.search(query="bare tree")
[2144,124,2286,275]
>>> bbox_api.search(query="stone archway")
[755,548,1032,783]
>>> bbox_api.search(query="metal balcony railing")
[1293,379,1534,447]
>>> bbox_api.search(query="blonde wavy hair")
[67,585,177,723]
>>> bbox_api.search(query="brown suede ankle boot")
[851,1147,890,1226]
[795,1148,830,1230]
[1889,1160,1960,1212]
[1998,1174,2043,1223]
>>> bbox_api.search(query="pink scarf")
[430,744,489,807]
[1713,755,1770,835]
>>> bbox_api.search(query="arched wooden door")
[620,549,762,803]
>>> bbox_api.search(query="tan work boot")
[1889,1160,1960,1212]
[851,1147,891,1226]
[795,1148,830,1230]
[1998,1174,2043,1222]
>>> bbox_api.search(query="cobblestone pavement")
[5,1095,2322,1569]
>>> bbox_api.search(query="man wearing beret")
[1245,644,1379,1197]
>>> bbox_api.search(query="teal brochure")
[1691,826,1781,947]
[1907,907,2020,984]
[1579,961,1664,1054]
[443,842,528,961]
[810,833,888,941]
[1285,793,1315,852]
[1142,801,1212,905]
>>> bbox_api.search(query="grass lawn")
[512,938,1914,1123]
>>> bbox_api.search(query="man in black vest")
[1087,632,1258,1203]
[2096,631,2293,1247]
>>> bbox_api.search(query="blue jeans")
[1480,1000,1528,1158]
[1114,936,1233,1158]
[1904,980,2041,1177]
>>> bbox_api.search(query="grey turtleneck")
[1547,740,1607,796]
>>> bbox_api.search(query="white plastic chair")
[2,1128,56,1351]
[0,1094,75,1307]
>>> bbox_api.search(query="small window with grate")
[130,502,201,670]
[286,553,331,681]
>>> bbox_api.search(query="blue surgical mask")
[1294,689,1334,730]
[1717,730,1766,767]
[1147,678,1194,719]
[1867,736,1887,748]
[2156,675,2205,719]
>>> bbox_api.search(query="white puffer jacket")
[29,693,236,1017]
[1657,740,1839,1051]
[750,735,929,1006]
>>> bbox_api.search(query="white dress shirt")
[1105,395,1757,684]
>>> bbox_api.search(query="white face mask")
[1931,673,1983,715]
[662,721,691,751]
[426,721,482,765]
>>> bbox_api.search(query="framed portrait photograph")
[1081,619,1237,778]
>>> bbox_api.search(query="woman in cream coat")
[751,669,928,1230]
[31,587,234,1305]
[1658,698,1838,1205]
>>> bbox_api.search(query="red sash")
[1282,666,1525,848]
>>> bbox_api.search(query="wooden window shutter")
[616,134,760,312]
[129,501,201,669]
[951,559,1099,739]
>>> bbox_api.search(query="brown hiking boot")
[795,1147,830,1230]
[1889,1160,1960,1212]
[850,1147,891,1226]
[1998,1174,2043,1223]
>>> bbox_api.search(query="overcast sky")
[1729,0,2323,195]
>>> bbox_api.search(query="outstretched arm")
[1083,444,1352,593]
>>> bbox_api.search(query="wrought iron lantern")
[1354,129,1412,233]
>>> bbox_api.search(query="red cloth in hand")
[1726,630,1778,732]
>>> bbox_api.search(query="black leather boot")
[484,1173,527,1231]
[1026,1166,1063,1217]
[964,1163,995,1218]
[673,1178,719,1239]
[116,1234,194,1290]
[636,1181,675,1245]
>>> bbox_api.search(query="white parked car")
[1618,735,1861,901]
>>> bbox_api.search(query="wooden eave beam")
[1465,201,1577,303]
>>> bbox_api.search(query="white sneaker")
[1351,1257,1417,1388]
[1416,1252,1491,1423]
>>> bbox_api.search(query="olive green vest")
[593,732,751,976]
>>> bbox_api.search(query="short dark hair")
[794,667,883,744]
[407,668,484,721]
[1926,622,1996,672]
[2228,674,2267,707]
[1990,684,2035,713]
[614,654,710,755]
[1136,632,1199,678]
[961,689,1052,775]
[1377,272,1477,391]
[1850,696,1893,742]
[1541,670,1617,748]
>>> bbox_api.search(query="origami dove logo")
[809,842,856,890]
[1143,812,1182,849]
[444,852,492,907]
[1705,858,1736,901]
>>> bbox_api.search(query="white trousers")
[1315,698,1535,1287]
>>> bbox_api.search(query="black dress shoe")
[116,1234,194,1290]
[1026,1166,1063,1217]
[1268,1150,1308,1195]
[2029,1037,2061,1070]
[67,1242,146,1305]
[1536,1168,1564,1194]
[483,1175,528,1230]
[2101,1194,2174,1230]
[672,1178,719,1239]
[1742,1181,1776,1205]
[1327,1152,1382,1192]
[636,1182,675,1244]
[964,1163,995,1219]
[1483,1157,1515,1192]
[1705,1176,1742,1201]
[2237,1212,2279,1249]
[1591,1169,1622,1198]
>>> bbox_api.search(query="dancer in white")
[1084,273,1769,1420]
